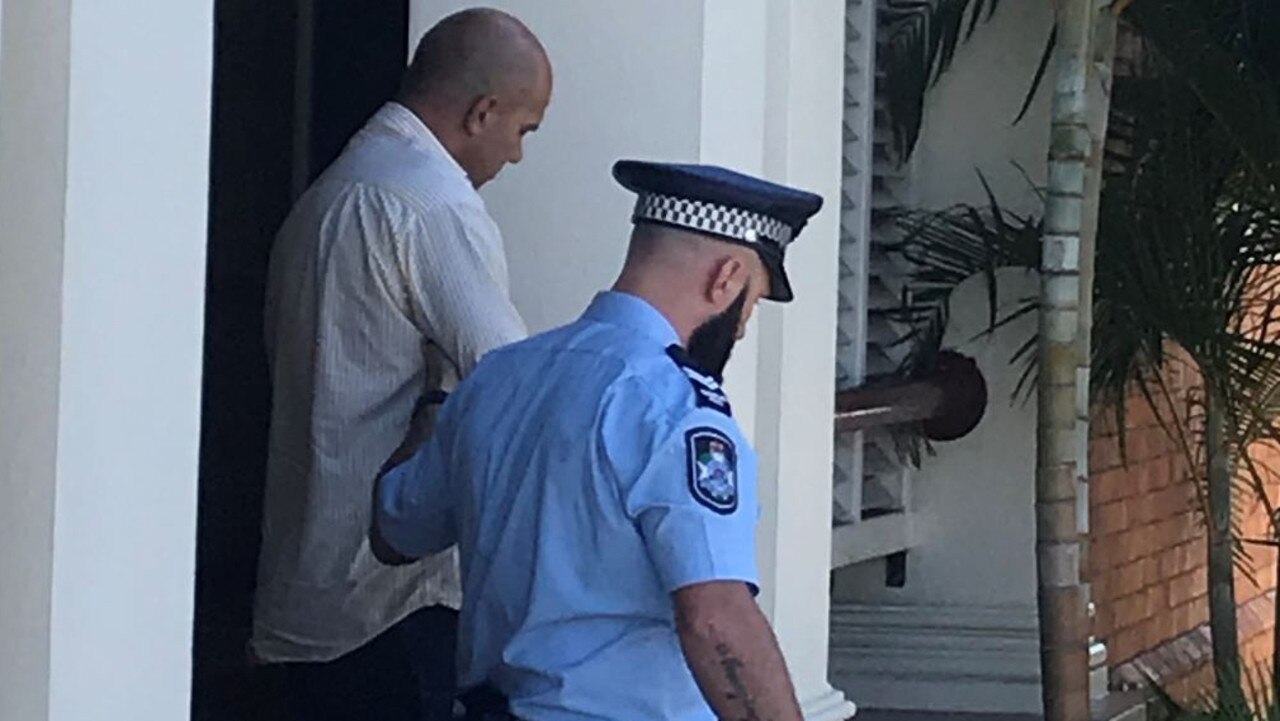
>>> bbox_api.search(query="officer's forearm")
[370,471,419,566]
[674,581,803,721]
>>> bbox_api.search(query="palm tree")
[1091,2,1280,706]
[882,0,1280,710]
[880,3,1113,715]
[1094,70,1274,710]
[1032,1,1101,717]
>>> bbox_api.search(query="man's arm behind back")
[675,581,804,721]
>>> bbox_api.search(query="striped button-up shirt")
[252,103,527,663]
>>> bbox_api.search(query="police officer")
[374,160,823,721]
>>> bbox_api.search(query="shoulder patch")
[665,345,733,417]
[686,427,739,515]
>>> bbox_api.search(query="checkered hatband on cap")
[633,193,793,248]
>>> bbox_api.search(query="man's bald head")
[400,8,549,112]
[399,9,553,188]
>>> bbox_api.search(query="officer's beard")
[687,287,748,379]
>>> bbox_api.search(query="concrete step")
[852,691,1147,721]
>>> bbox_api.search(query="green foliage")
[1150,664,1280,721]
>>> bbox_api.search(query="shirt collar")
[582,291,681,348]
[373,102,470,183]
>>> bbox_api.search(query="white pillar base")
[803,684,858,721]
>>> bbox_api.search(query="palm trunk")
[1076,4,1118,663]
[1274,533,1280,697]
[1036,0,1095,718]
[1205,385,1245,709]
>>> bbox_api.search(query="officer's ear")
[706,255,748,310]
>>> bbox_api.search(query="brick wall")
[1088,397,1206,666]
[1086,387,1280,699]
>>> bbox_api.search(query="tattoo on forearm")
[715,642,763,721]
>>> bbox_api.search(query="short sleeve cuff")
[375,452,453,558]
[641,507,760,595]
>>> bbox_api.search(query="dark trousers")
[283,605,458,721]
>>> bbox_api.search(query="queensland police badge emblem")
[686,428,738,515]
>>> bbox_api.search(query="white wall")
[0,1,71,717]
[0,1,213,719]
[909,0,1056,215]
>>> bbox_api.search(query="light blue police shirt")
[377,291,760,721]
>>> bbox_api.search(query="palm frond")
[882,171,1041,382]
[1011,23,1057,125]
[880,0,1005,162]
[1125,0,1280,195]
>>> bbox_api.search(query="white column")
[0,1,213,719]
[754,1,857,719]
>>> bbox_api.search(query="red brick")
[1114,593,1147,630]
[1089,571,1110,600]
[1153,484,1192,518]
[1136,461,1160,494]
[1093,603,1115,638]
[1140,556,1162,588]
[1149,456,1174,491]
[1182,541,1206,574]
[1091,410,1121,439]
[1113,564,1145,597]
[1124,430,1150,463]
[1091,538,1116,573]
[1180,511,1206,542]
[1170,603,1193,636]
[1110,627,1144,664]
[1144,585,1169,616]
[1150,518,1175,548]
[1190,596,1210,622]
[1103,533,1128,568]
[1118,529,1145,564]
[1126,400,1157,430]
[1141,612,1176,649]
[1169,571,1201,607]
[1090,437,1123,474]
[1094,501,1129,536]
[1085,380,1280,674]
[1091,467,1130,503]
[1131,494,1159,526]
[1141,463,1172,496]
[1138,526,1160,559]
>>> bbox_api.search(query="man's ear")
[463,95,500,136]
[707,255,747,307]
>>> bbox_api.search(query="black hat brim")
[757,244,794,303]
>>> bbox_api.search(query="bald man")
[253,9,552,721]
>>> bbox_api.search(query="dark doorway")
[196,2,408,719]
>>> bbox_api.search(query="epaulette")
[665,345,733,417]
